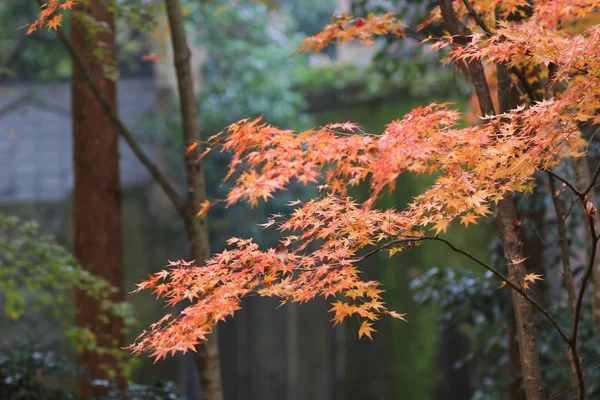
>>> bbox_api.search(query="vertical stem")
[438,2,546,397]
[548,176,577,315]
[163,0,223,399]
[548,175,579,398]
[570,153,600,338]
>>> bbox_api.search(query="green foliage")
[0,343,79,400]
[0,342,182,400]
[0,215,134,324]
[0,0,154,82]
[0,215,137,380]
[0,215,181,398]
[0,2,70,81]
[194,1,310,133]
[411,263,600,399]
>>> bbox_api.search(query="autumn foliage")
[24,0,73,34]
[125,0,600,367]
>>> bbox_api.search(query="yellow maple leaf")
[388,311,407,321]
[460,213,478,227]
[196,200,211,218]
[358,321,376,339]
[47,14,62,31]
[523,273,543,290]
[433,219,450,235]
[60,0,75,10]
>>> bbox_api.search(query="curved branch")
[582,160,600,198]
[546,170,582,198]
[357,234,570,344]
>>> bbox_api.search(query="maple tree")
[25,0,600,398]
[125,1,600,398]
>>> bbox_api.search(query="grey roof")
[0,77,156,205]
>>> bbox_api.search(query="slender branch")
[582,160,600,197]
[572,215,599,344]
[548,175,577,314]
[549,173,580,398]
[462,0,538,104]
[462,0,492,35]
[546,170,582,198]
[356,237,419,261]
[357,234,570,343]
[34,0,186,215]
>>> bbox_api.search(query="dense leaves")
[129,0,600,361]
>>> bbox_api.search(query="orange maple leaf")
[196,200,211,219]
[185,141,199,155]
[60,0,75,9]
[358,321,376,339]
[47,14,62,30]
[142,52,162,63]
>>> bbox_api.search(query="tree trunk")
[496,63,546,400]
[438,2,545,398]
[163,0,223,399]
[71,1,123,398]
[570,152,600,337]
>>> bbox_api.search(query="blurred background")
[1,0,554,399]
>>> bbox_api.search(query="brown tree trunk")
[164,0,223,399]
[71,1,123,398]
[438,2,545,398]
[496,63,546,400]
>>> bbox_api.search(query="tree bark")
[71,1,123,397]
[438,2,545,398]
[163,0,223,399]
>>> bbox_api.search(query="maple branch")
[581,160,600,198]
[462,0,538,104]
[548,174,581,399]
[572,213,599,345]
[357,234,570,344]
[548,175,577,315]
[545,158,600,201]
[426,236,570,343]
[546,170,582,198]
[37,0,186,215]
[461,0,492,35]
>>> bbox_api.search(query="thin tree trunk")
[570,152,600,338]
[496,62,546,400]
[438,2,545,398]
[71,1,123,397]
[163,0,223,399]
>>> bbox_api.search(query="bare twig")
[581,160,600,197]
[357,234,570,344]
[546,170,582,198]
